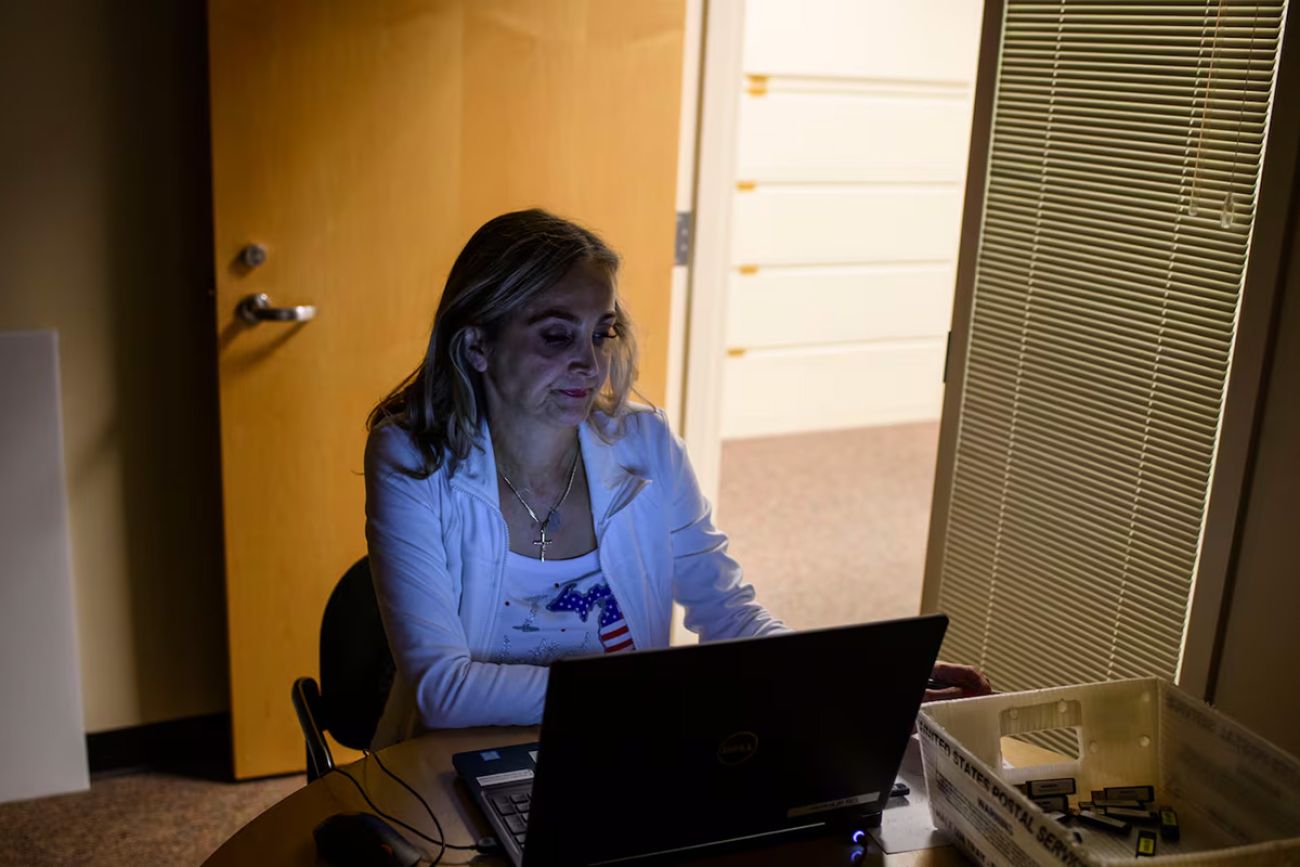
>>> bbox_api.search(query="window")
[926,0,1289,693]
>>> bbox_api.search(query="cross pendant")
[533,525,552,562]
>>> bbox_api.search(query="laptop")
[453,613,948,865]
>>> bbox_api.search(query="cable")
[330,765,449,864]
[369,750,478,852]
[325,750,494,864]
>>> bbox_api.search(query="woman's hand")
[924,661,993,702]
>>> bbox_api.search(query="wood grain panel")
[209,0,684,778]
[456,0,685,392]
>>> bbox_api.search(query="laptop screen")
[522,614,948,865]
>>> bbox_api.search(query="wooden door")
[208,0,685,778]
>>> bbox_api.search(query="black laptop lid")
[523,614,948,865]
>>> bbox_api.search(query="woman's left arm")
[652,412,789,642]
[924,661,994,701]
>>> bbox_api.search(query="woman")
[365,209,987,749]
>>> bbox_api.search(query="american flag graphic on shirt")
[546,581,635,654]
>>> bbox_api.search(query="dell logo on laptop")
[717,731,759,765]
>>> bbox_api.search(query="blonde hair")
[368,209,638,477]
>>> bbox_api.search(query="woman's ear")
[461,326,491,373]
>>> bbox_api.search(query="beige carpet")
[0,422,940,866]
[0,771,303,866]
[719,421,940,629]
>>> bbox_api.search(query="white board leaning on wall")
[0,330,89,803]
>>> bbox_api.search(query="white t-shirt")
[491,548,636,665]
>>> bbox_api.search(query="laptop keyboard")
[487,783,534,847]
[485,778,911,851]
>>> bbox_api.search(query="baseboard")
[86,712,231,781]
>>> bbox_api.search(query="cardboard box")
[917,678,1300,865]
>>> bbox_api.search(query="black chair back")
[319,556,395,750]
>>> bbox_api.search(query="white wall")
[0,1,227,732]
[719,0,983,439]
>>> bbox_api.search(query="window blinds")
[935,0,1287,692]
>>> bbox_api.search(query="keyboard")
[483,778,910,854]
[486,781,535,848]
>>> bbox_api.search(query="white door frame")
[679,0,746,511]
[663,0,705,433]
[666,0,744,644]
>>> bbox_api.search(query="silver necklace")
[499,447,580,561]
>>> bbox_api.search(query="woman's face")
[468,258,619,431]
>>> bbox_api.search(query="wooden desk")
[205,727,974,866]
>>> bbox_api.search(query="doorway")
[684,0,985,628]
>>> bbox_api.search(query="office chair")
[291,556,396,781]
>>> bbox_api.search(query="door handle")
[237,293,317,324]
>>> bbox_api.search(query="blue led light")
[849,845,865,863]
[851,830,866,844]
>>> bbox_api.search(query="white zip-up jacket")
[365,408,786,748]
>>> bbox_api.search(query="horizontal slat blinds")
[936,0,1286,694]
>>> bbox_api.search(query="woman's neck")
[491,420,580,490]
